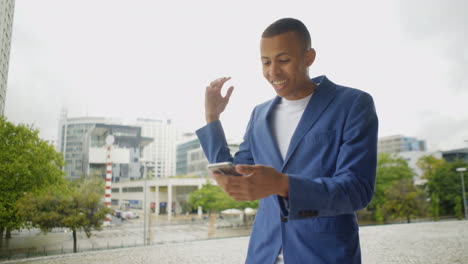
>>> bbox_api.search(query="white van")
[121,211,139,219]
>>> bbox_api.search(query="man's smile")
[272,79,287,90]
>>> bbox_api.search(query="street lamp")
[141,159,153,246]
[141,160,149,246]
[456,167,467,220]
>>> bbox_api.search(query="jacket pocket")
[303,130,337,145]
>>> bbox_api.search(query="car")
[121,211,139,219]
[114,209,123,218]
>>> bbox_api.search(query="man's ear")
[305,48,316,67]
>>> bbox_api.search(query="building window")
[122,186,143,192]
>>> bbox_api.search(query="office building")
[57,113,152,180]
[136,118,186,178]
[176,137,201,176]
[441,148,468,163]
[0,0,15,115]
[378,135,426,154]
[176,136,240,177]
[187,141,240,177]
[110,177,215,218]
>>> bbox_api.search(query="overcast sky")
[4,0,468,151]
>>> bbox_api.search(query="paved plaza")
[3,220,467,264]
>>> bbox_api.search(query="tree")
[430,192,440,221]
[231,199,259,210]
[417,155,445,220]
[383,179,427,223]
[454,196,463,220]
[0,117,65,239]
[188,182,259,215]
[368,153,414,220]
[417,155,445,179]
[420,158,468,216]
[17,176,112,252]
[188,182,233,215]
[374,205,384,225]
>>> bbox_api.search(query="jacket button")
[281,215,288,223]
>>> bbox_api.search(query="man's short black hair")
[262,18,312,51]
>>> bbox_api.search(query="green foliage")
[17,176,112,252]
[419,157,468,216]
[188,182,232,214]
[454,196,463,220]
[368,153,415,219]
[430,192,440,221]
[0,117,65,236]
[375,205,384,225]
[188,182,259,214]
[232,199,259,210]
[417,155,445,180]
[383,179,427,223]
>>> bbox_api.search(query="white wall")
[89,147,130,164]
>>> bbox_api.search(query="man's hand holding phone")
[207,161,242,176]
[207,162,289,201]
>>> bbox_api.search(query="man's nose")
[269,62,281,77]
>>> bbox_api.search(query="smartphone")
[207,161,242,176]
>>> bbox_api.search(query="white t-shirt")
[271,93,313,160]
[270,93,313,264]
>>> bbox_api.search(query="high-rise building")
[378,135,426,154]
[441,148,468,163]
[187,141,240,177]
[176,137,200,176]
[176,136,240,177]
[0,0,15,115]
[136,118,186,178]
[57,113,152,181]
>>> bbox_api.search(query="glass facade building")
[378,135,427,154]
[0,0,15,115]
[176,138,240,177]
[57,115,152,181]
[176,138,201,176]
[442,148,468,163]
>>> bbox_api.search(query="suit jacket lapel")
[282,77,337,169]
[258,96,284,168]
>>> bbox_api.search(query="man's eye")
[262,61,271,66]
[279,59,290,63]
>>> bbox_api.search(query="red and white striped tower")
[104,135,115,225]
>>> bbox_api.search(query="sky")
[4,0,468,152]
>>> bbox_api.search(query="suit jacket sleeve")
[286,92,378,219]
[196,109,256,166]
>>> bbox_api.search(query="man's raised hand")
[205,77,234,123]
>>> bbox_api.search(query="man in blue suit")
[196,18,378,263]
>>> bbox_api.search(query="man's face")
[260,31,315,100]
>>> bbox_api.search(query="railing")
[0,239,146,261]
[0,218,254,261]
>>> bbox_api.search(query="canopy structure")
[221,208,243,215]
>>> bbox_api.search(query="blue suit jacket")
[196,76,378,263]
